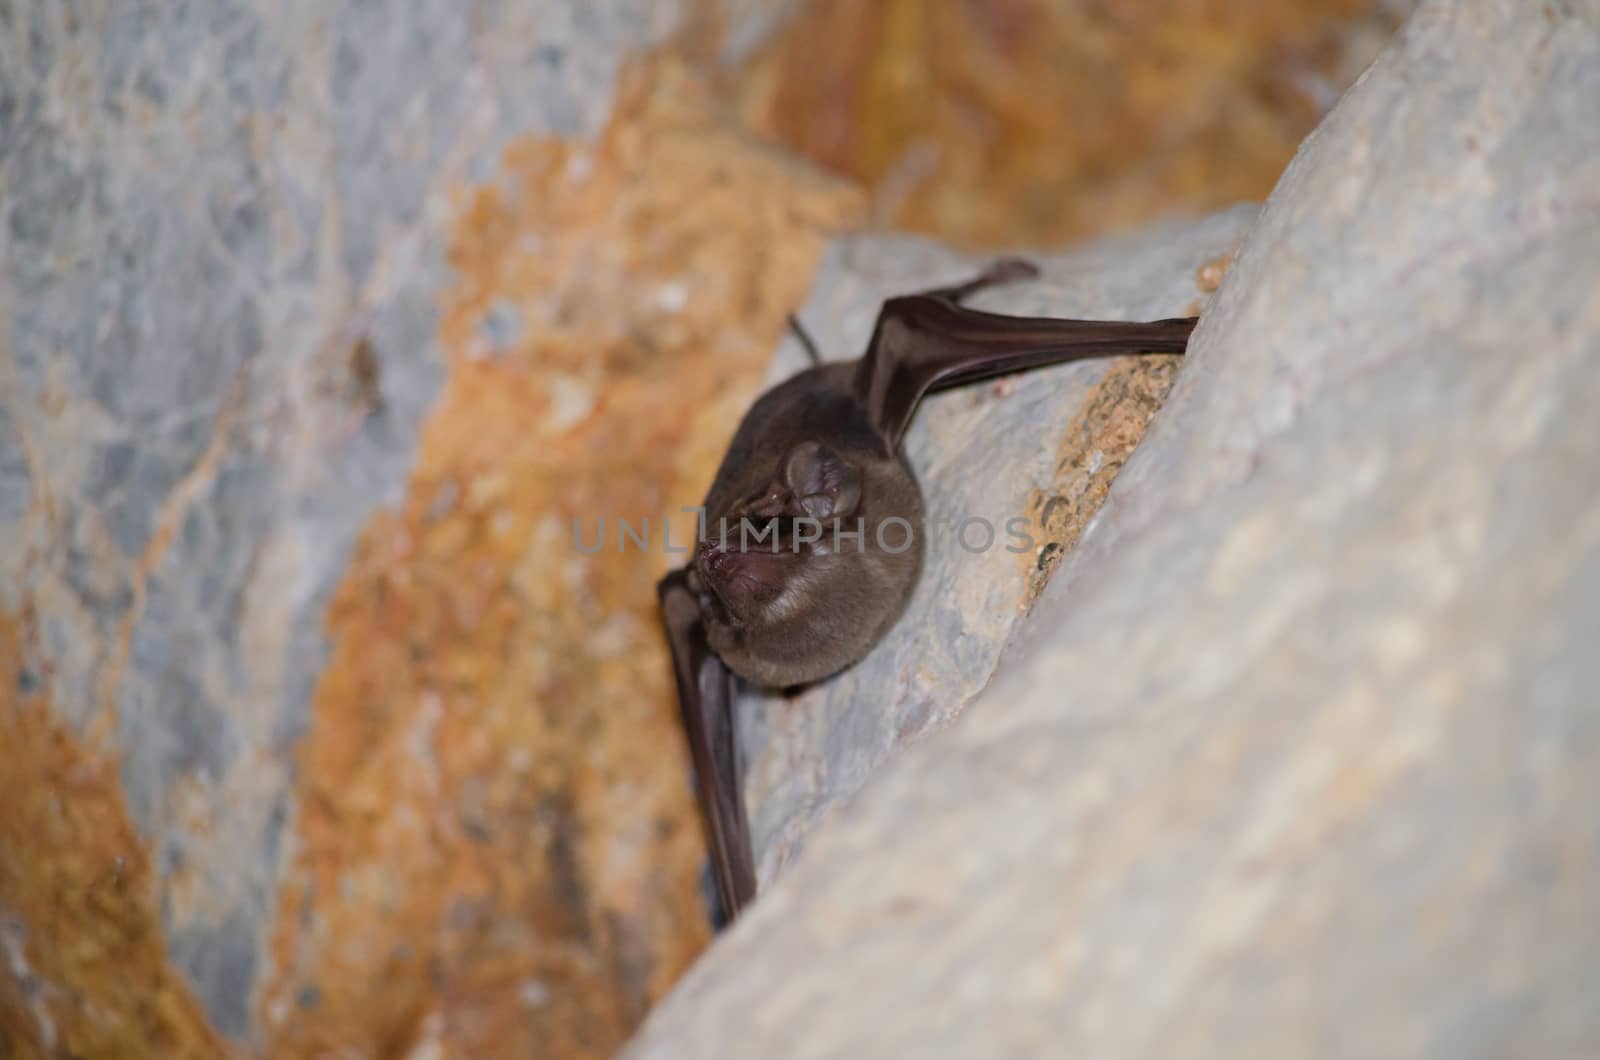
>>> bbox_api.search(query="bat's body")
[658,261,1196,924]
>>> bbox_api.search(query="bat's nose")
[697,537,727,573]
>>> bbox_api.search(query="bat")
[658,259,1197,925]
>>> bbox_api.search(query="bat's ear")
[783,440,862,520]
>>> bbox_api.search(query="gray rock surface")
[627,0,1600,1056]
[0,0,679,1037]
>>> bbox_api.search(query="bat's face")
[690,439,924,688]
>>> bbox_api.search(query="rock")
[625,1,1600,1056]
[0,3,720,1055]
[719,0,1414,246]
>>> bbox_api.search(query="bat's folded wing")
[658,569,756,923]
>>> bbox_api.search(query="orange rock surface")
[255,54,860,1059]
[725,0,1401,247]
[0,610,227,1060]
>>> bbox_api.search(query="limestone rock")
[0,2,695,1054]
[627,1,1600,1055]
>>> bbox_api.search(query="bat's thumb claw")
[986,257,1040,283]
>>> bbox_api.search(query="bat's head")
[690,437,924,688]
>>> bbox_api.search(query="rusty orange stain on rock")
[1187,247,1239,313]
[726,0,1398,248]
[1018,355,1184,604]
[258,52,861,1060]
[0,608,228,1060]
[1196,247,1240,294]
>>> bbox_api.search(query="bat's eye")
[734,515,785,549]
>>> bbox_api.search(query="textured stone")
[721,0,1411,247]
[1,0,1551,1055]
[626,1,1600,1056]
[0,2,703,1054]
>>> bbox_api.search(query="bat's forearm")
[858,294,1197,445]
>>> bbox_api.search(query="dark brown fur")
[658,260,1196,924]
